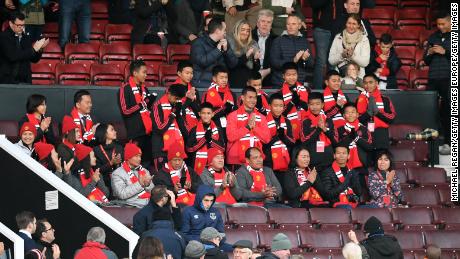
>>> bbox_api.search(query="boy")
[186,102,225,175]
[174,60,200,129]
[246,71,269,115]
[70,90,99,146]
[323,70,348,129]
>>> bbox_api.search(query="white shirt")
[257,30,268,67]
[19,230,32,239]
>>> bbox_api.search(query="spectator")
[251,9,276,85]
[0,12,48,84]
[56,115,79,172]
[270,15,313,87]
[329,14,370,78]
[424,11,451,155]
[226,87,270,167]
[323,70,349,128]
[228,19,261,88]
[190,18,238,88]
[283,147,328,208]
[24,249,45,259]
[16,211,39,252]
[262,0,306,36]
[174,0,209,44]
[235,147,284,208]
[18,0,47,42]
[133,185,181,235]
[74,227,118,259]
[137,236,169,259]
[153,144,202,206]
[425,245,442,259]
[173,61,200,129]
[257,233,291,259]
[223,0,261,33]
[201,148,243,205]
[342,242,362,259]
[185,240,207,259]
[348,217,403,258]
[15,122,37,157]
[18,94,55,145]
[200,13,214,36]
[246,71,270,115]
[140,207,186,259]
[0,241,5,259]
[187,102,225,175]
[58,0,91,48]
[366,33,402,90]
[340,62,364,90]
[118,60,157,168]
[368,150,403,208]
[151,84,188,172]
[200,227,228,259]
[112,143,154,208]
[70,90,99,146]
[233,240,254,259]
[34,219,60,259]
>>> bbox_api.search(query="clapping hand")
[294,50,305,63]
[307,167,317,183]
[92,169,101,183]
[301,49,310,60]
[386,170,396,184]
[111,153,122,166]
[40,116,52,131]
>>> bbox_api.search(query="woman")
[329,14,370,78]
[15,122,37,157]
[282,147,329,208]
[56,115,80,172]
[137,236,171,259]
[368,150,404,208]
[18,94,55,145]
[228,19,261,88]
[261,0,306,36]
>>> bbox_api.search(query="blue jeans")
[59,0,91,48]
[313,27,332,89]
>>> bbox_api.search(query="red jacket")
[74,241,117,259]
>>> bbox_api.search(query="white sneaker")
[439,144,451,155]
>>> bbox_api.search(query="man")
[232,240,254,259]
[190,18,238,88]
[270,15,313,87]
[201,148,243,205]
[111,143,154,208]
[151,84,188,172]
[70,90,99,146]
[257,233,291,259]
[0,12,48,84]
[251,10,276,86]
[118,60,157,167]
[245,71,270,115]
[153,144,202,206]
[226,86,270,168]
[223,0,261,33]
[132,185,181,235]
[424,11,451,155]
[348,216,403,258]
[74,227,117,259]
[185,240,207,259]
[174,60,201,129]
[323,70,349,129]
[16,211,39,252]
[58,0,91,48]
[236,147,284,208]
[200,227,228,259]
[34,219,60,259]
[320,145,362,208]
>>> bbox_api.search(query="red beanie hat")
[167,144,187,161]
[34,142,54,161]
[75,144,92,161]
[207,147,224,165]
[62,115,77,135]
[19,122,37,137]
[124,143,142,160]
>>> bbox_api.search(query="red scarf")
[295,168,326,205]
[344,120,363,169]
[122,161,151,199]
[281,82,309,140]
[159,95,184,151]
[26,113,46,143]
[356,89,388,128]
[331,162,357,208]
[247,164,267,206]
[205,82,234,108]
[303,110,331,146]
[374,46,390,77]
[164,162,195,205]
[194,121,220,175]
[266,113,290,171]
[173,78,199,129]
[79,169,109,203]
[323,87,347,128]
[128,76,153,135]
[71,107,94,142]
[62,139,75,153]
[208,167,237,204]
[236,106,264,163]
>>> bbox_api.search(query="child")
[323,70,349,129]
[245,71,269,115]
[174,60,200,129]
[341,62,364,90]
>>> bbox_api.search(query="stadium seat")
[386,231,425,252]
[396,8,428,30]
[424,230,460,252]
[100,42,132,66]
[159,64,178,88]
[370,24,392,40]
[394,46,417,68]
[112,122,128,144]
[388,146,416,162]
[399,0,431,8]
[0,120,19,143]
[403,186,441,207]
[391,208,436,230]
[90,64,125,87]
[31,63,56,85]
[226,207,271,230]
[167,44,191,64]
[432,208,460,230]
[391,29,421,47]
[351,208,394,231]
[299,229,342,253]
[394,168,411,188]
[309,208,353,230]
[300,251,337,259]
[217,206,228,226]
[133,44,166,67]
[389,123,423,141]
[363,7,395,32]
[415,48,427,69]
[406,167,448,187]
[56,63,91,85]
[42,22,59,40]
[225,229,258,246]
[101,207,140,228]
[41,41,64,61]
[267,208,312,230]
[91,0,109,20]
[413,250,457,259]
[392,140,429,164]
[301,6,313,29]
[124,63,159,87]
[375,0,398,7]
[396,67,411,90]
[403,251,415,259]
[438,188,455,207]
[394,161,422,168]
[258,229,300,251]
[65,43,100,65]
[105,24,133,43]
[419,29,437,48]
[409,68,429,91]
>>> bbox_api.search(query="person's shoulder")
[235,166,248,175]
[112,166,126,176]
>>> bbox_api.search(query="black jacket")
[320,165,362,203]
[424,30,451,79]
[0,27,42,84]
[366,47,402,89]
[337,124,373,168]
[203,241,229,259]
[257,252,280,259]
[262,116,296,170]
[132,201,182,235]
[18,115,56,145]
[283,167,327,208]
[153,164,202,194]
[251,28,277,70]
[186,122,225,170]
[141,220,186,259]
[361,234,404,259]
[93,142,124,186]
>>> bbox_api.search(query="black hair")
[347,13,362,24]
[152,207,172,222]
[326,70,341,80]
[282,62,298,74]
[269,92,284,104]
[63,128,78,144]
[335,143,350,153]
[150,185,168,203]
[208,17,225,34]
[242,86,257,96]
[245,147,262,159]
[363,73,379,82]
[374,150,394,172]
[129,60,146,75]
[168,84,187,98]
[94,123,115,146]
[177,60,193,72]
[212,65,229,77]
[342,102,357,112]
[9,12,25,22]
[73,90,91,107]
[248,71,262,81]
[16,211,35,229]
[26,94,46,114]
[200,102,214,111]
[308,92,324,102]
[288,146,310,169]
[380,33,393,45]
[79,154,92,179]
[435,10,451,20]
[34,219,49,240]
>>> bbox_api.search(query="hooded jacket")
[202,240,229,259]
[132,201,182,235]
[361,234,404,259]
[141,220,186,259]
[180,185,224,242]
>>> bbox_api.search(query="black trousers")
[428,78,451,145]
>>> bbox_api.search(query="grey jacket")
[111,166,154,208]
[15,141,34,157]
[201,167,243,201]
[235,166,282,203]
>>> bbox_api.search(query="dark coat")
[0,27,42,84]
[17,232,39,252]
[141,220,186,259]
[424,30,451,79]
[320,166,362,203]
[18,115,56,145]
[93,142,124,188]
[251,28,276,70]
[366,47,402,89]
[282,167,327,208]
[361,234,404,259]
[132,201,182,235]
[337,124,373,168]
[203,241,229,259]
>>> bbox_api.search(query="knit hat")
[62,115,77,135]
[271,233,292,251]
[233,240,253,249]
[364,216,384,235]
[200,227,225,242]
[152,207,172,221]
[75,144,92,161]
[185,240,206,259]
[207,147,224,165]
[167,144,187,161]
[124,143,141,160]
[34,142,54,161]
[19,122,37,137]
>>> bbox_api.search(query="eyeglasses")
[13,23,25,27]
[44,227,54,232]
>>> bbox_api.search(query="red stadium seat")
[90,64,125,87]
[391,29,421,47]
[409,68,429,91]
[159,64,178,88]
[391,208,436,230]
[42,22,59,40]
[396,8,428,30]
[74,20,107,42]
[124,63,159,87]
[100,42,132,66]
[225,229,258,246]
[389,124,423,141]
[226,207,271,230]
[393,140,429,164]
[56,63,91,85]
[415,48,427,69]
[102,207,139,228]
[91,0,109,20]
[363,8,395,35]
[438,188,455,207]
[267,208,312,230]
[403,186,441,207]
[258,229,300,251]
[112,121,128,144]
[351,208,394,231]
[299,229,342,253]
[419,29,437,48]
[41,41,64,61]
[375,0,398,7]
[424,230,460,252]
[406,167,448,187]
[394,46,417,68]
[388,146,416,162]
[217,207,228,226]
[0,120,19,143]
[371,24,392,40]
[394,168,411,188]
[386,231,425,252]
[133,44,166,67]
[167,44,191,64]
[105,24,133,43]
[399,0,431,8]
[31,63,56,85]
[301,6,313,29]
[432,208,460,230]
[394,161,422,168]
[65,42,100,65]
[309,208,353,230]
[396,66,411,90]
